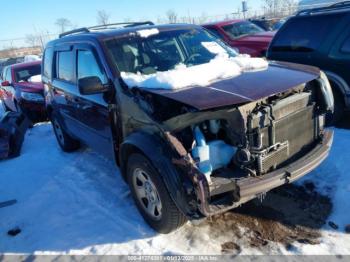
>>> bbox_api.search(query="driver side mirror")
[1,81,10,87]
[78,76,109,95]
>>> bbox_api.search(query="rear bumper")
[198,130,334,217]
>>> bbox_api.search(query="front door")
[73,44,115,158]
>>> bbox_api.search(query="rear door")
[52,44,81,138]
[73,43,114,158]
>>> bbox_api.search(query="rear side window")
[340,35,350,53]
[43,47,54,78]
[14,64,41,82]
[271,14,343,52]
[77,50,107,84]
[57,51,74,82]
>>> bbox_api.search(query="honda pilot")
[43,22,334,233]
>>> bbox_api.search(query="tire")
[51,112,80,152]
[327,87,345,126]
[126,153,187,233]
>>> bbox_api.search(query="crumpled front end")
[161,77,334,218]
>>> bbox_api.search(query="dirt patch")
[206,183,332,252]
[221,241,241,254]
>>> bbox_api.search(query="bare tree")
[123,17,132,23]
[25,34,40,47]
[55,18,72,33]
[166,9,178,23]
[197,12,209,24]
[283,0,298,15]
[97,10,111,25]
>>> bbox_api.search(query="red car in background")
[202,20,275,57]
[0,61,46,122]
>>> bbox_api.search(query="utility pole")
[242,0,248,19]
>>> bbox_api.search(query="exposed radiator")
[248,92,318,174]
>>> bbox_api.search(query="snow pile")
[28,75,42,83]
[24,55,41,62]
[121,54,268,90]
[0,111,349,254]
[137,28,159,38]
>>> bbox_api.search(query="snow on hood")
[28,74,42,83]
[121,54,268,90]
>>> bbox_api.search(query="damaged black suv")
[43,22,334,233]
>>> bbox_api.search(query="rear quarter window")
[57,51,74,82]
[43,47,54,79]
[271,14,343,52]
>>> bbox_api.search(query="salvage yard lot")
[0,102,349,255]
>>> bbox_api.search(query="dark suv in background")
[43,22,333,233]
[267,2,350,123]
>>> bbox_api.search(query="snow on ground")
[0,101,349,255]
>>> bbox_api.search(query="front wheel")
[127,153,187,233]
[51,112,80,152]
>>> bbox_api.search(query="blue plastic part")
[192,127,236,180]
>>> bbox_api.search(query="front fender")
[119,131,196,217]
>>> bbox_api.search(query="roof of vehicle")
[47,23,202,46]
[297,1,350,16]
[202,19,246,27]
[10,60,41,70]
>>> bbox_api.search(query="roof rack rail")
[59,27,89,38]
[331,1,350,7]
[59,21,155,38]
[296,1,350,16]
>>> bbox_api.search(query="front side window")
[57,51,74,82]
[222,21,264,39]
[105,28,237,75]
[77,50,107,84]
[14,64,41,82]
[271,14,343,52]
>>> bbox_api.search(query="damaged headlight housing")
[21,92,44,102]
[318,71,334,113]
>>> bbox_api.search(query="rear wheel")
[51,112,80,152]
[127,153,187,233]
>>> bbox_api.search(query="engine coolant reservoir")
[192,127,236,183]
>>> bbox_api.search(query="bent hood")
[142,62,320,110]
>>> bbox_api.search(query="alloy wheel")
[132,167,162,220]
